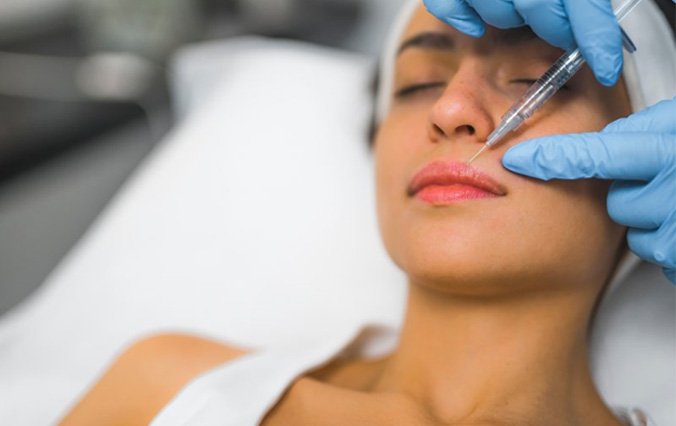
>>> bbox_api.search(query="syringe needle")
[467,145,489,164]
[467,120,512,164]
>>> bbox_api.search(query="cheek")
[523,81,629,137]
[374,114,428,268]
[374,121,407,267]
[506,177,625,282]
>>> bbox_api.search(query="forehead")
[399,6,550,56]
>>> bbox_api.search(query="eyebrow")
[398,32,455,56]
[397,28,539,57]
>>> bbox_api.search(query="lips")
[408,160,507,205]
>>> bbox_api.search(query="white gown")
[150,323,653,426]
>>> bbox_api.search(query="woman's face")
[375,7,631,294]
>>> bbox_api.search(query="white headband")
[374,0,676,293]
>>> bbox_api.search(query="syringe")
[467,0,644,164]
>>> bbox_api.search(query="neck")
[372,281,620,426]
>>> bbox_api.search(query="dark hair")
[367,66,380,147]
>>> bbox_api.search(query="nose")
[427,63,495,145]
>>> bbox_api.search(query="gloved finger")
[464,0,524,29]
[664,268,675,285]
[627,213,676,270]
[513,0,576,50]
[604,98,676,134]
[563,0,623,86]
[423,0,486,37]
[502,132,671,181]
[607,180,671,229]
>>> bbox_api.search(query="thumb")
[502,132,668,181]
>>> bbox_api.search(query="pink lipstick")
[408,161,506,205]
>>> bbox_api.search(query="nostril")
[432,124,445,136]
[457,125,476,136]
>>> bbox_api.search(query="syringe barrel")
[483,0,642,152]
[504,49,586,124]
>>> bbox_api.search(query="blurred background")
[0,0,410,316]
[0,0,673,316]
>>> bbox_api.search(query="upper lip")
[408,160,507,197]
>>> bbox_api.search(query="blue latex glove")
[503,98,676,284]
[423,0,623,86]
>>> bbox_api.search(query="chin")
[390,225,521,294]
[390,221,584,296]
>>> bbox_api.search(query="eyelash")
[510,79,570,90]
[394,82,445,98]
[394,78,569,99]
[510,79,538,85]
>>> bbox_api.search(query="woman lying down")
[60,2,672,426]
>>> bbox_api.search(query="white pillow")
[0,37,672,426]
[0,37,406,425]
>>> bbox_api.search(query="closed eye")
[510,79,570,90]
[394,82,446,98]
[511,79,537,85]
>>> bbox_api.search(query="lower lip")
[415,184,498,205]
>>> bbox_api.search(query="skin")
[59,6,633,426]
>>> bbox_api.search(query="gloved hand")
[423,0,623,86]
[503,98,676,284]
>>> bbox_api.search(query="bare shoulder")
[120,333,249,365]
[59,333,250,426]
